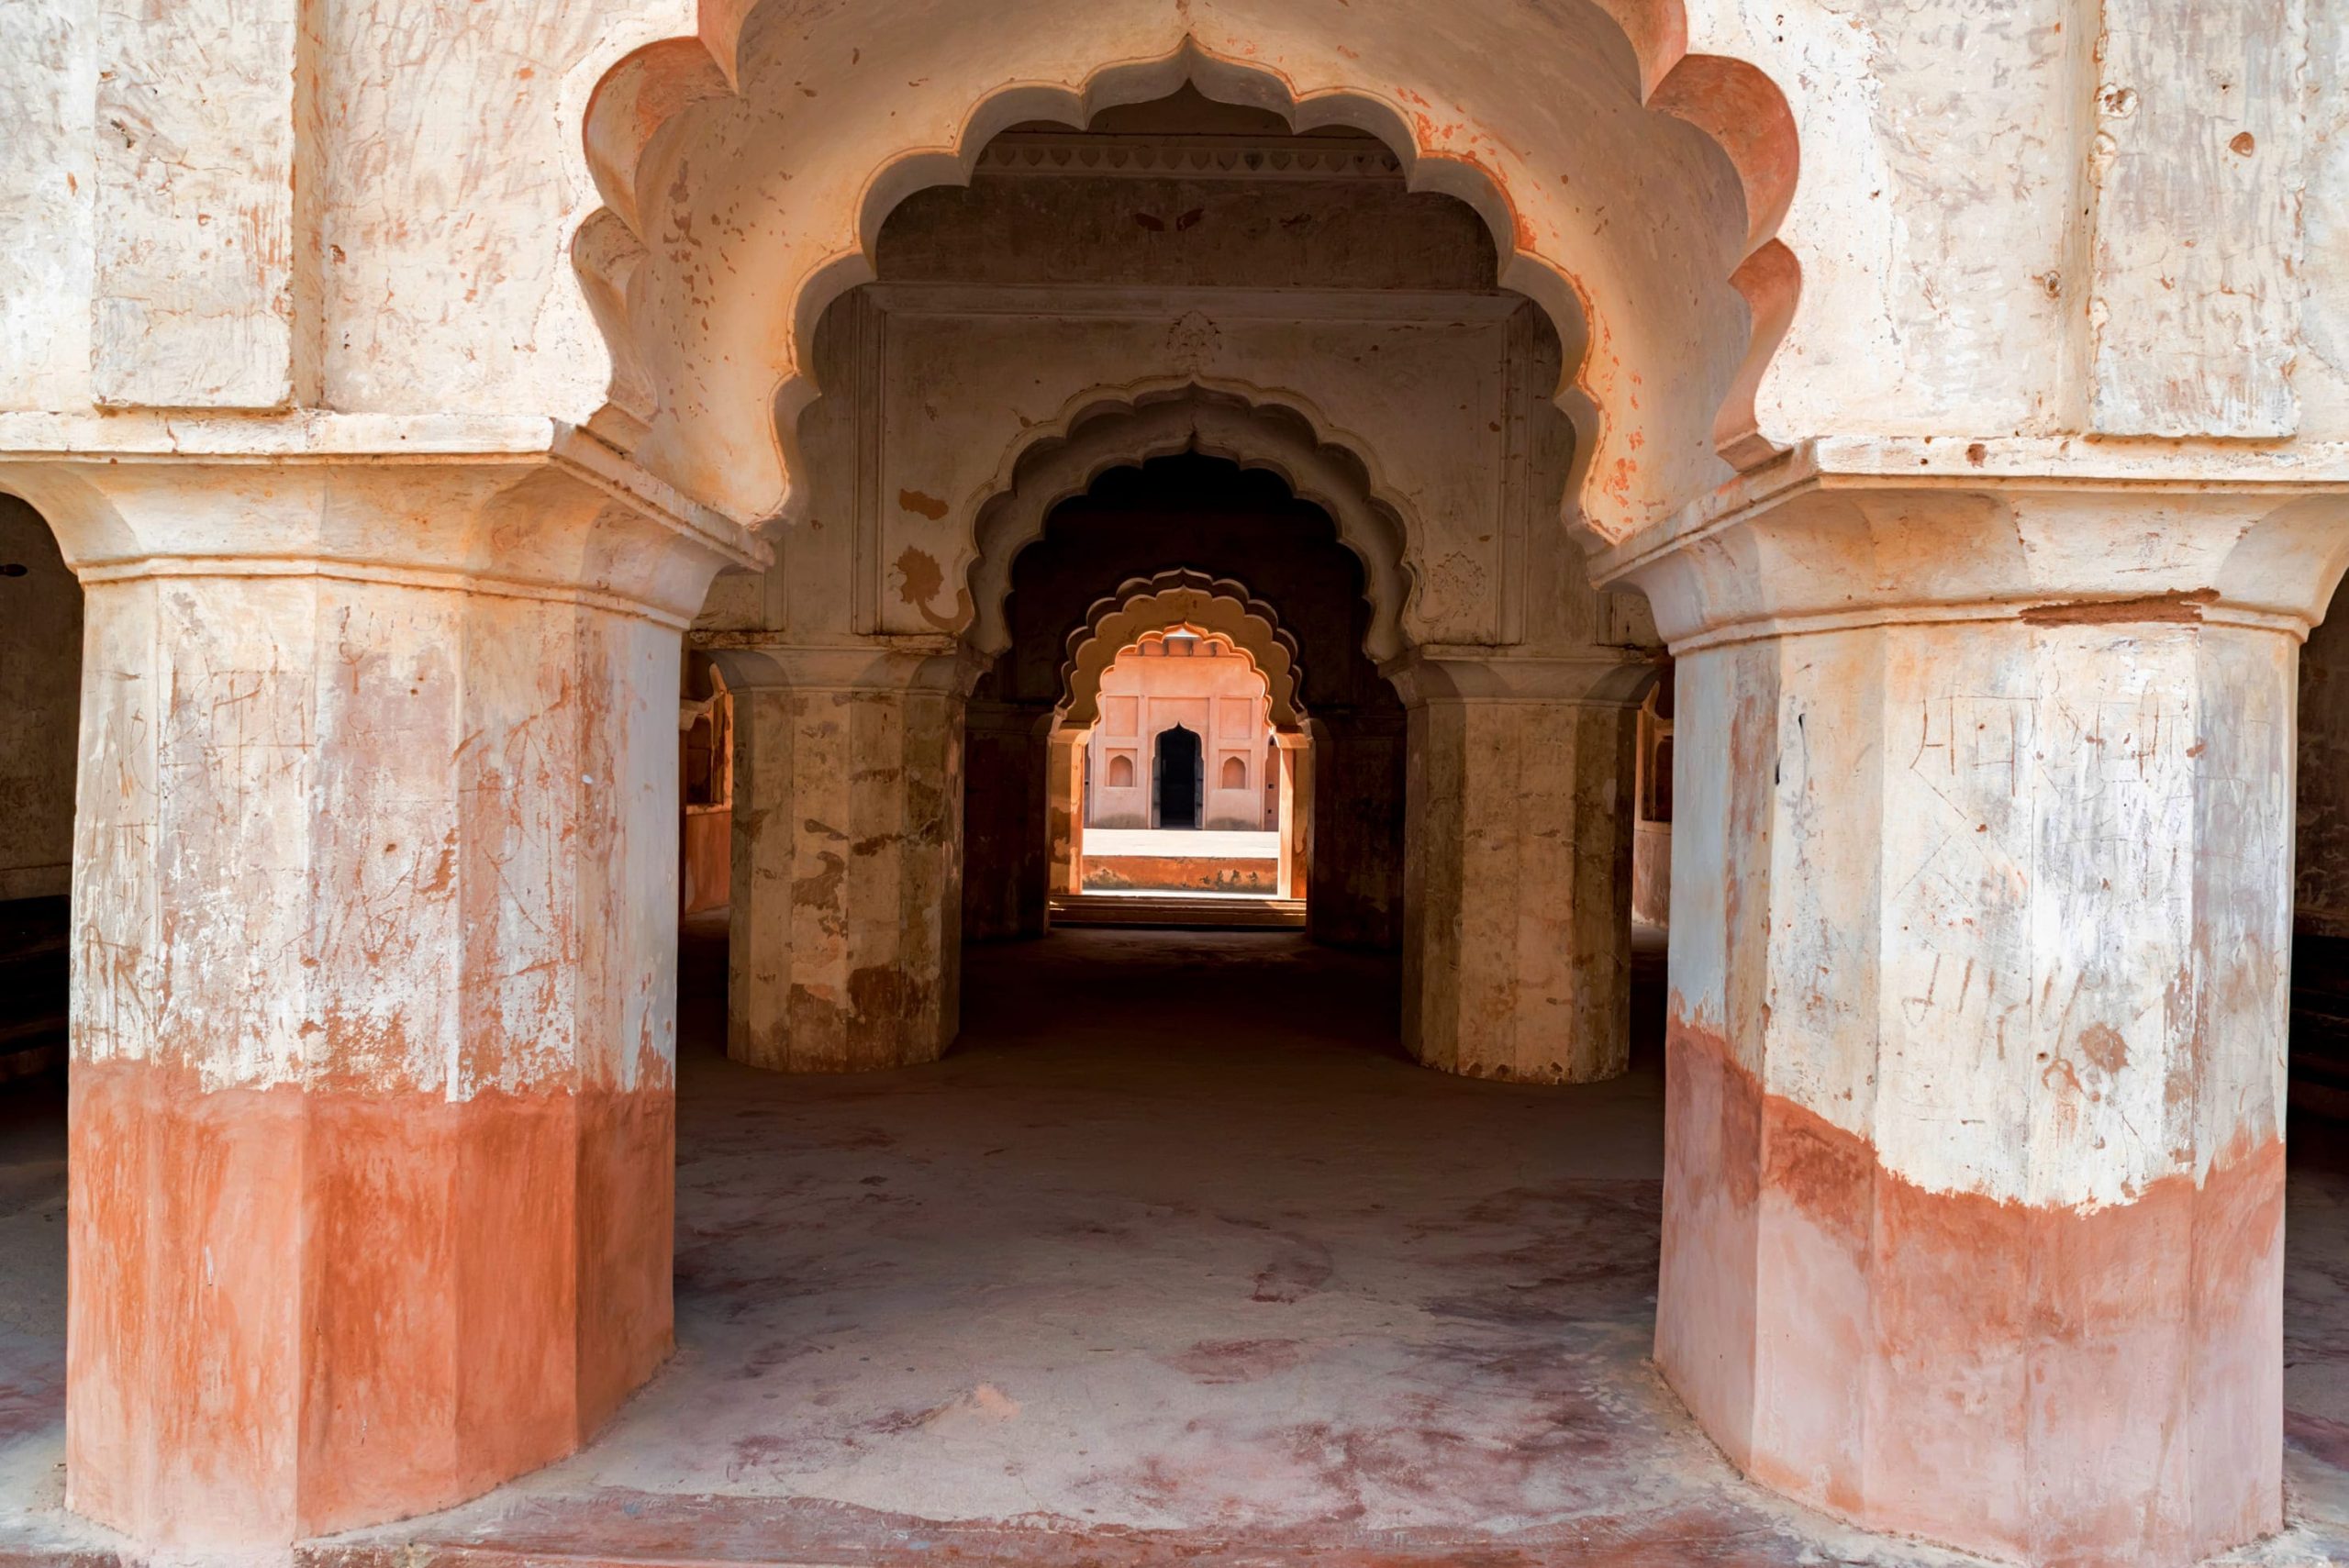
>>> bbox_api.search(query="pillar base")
[69,1062,673,1547]
[1660,1017,2281,1568]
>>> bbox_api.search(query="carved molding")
[974,132,1402,182]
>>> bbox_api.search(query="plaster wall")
[0,495,80,901]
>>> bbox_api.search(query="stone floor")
[2,923,2346,1565]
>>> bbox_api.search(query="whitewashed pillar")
[1604,462,2349,1568]
[5,448,759,1551]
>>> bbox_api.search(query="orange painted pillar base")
[31,453,758,1551]
[69,1068,674,1544]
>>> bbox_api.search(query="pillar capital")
[0,426,767,628]
[1593,439,2349,652]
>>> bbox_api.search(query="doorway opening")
[1151,719,1200,828]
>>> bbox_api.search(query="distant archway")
[971,389,1409,667]
[1060,569,1304,733]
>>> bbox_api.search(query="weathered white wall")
[2298,0,2349,439]
[1702,0,2318,443]
[0,495,81,900]
[2,0,2339,493]
[0,4,95,413]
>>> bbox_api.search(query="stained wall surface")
[4,5,2346,1564]
[7,2,2330,461]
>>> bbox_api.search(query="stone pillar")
[1275,730,1311,901]
[3,449,760,1551]
[712,642,966,1072]
[1603,468,2346,1568]
[962,699,1050,940]
[1304,707,1405,949]
[1046,724,1087,900]
[1386,654,1645,1083]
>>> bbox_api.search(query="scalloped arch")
[573,3,1801,545]
[1062,570,1303,730]
[964,384,1410,667]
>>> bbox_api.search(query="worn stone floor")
[2,923,2346,1565]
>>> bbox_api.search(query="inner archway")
[965,454,1405,950]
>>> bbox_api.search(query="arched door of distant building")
[1153,725,1202,829]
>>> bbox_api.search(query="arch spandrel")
[575,4,1801,544]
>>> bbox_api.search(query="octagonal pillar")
[6,446,762,1551]
[709,640,968,1072]
[963,699,1052,940]
[1386,653,1648,1084]
[1603,461,2348,1568]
